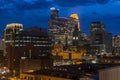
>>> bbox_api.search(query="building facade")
[49,8,90,65]
[4,24,53,74]
[0,38,4,50]
[48,8,81,47]
[0,38,4,67]
[4,23,23,67]
[112,35,120,55]
[90,22,112,55]
[4,23,23,56]
[99,66,120,80]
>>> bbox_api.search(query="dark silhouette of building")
[0,50,3,67]
[73,25,79,46]
[14,27,52,59]
[90,22,106,44]
[4,24,53,74]
[90,22,112,55]
[0,38,4,67]
[4,23,23,67]
[50,7,59,19]
[112,35,120,55]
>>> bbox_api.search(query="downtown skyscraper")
[3,23,53,74]
[48,7,81,48]
[90,22,112,55]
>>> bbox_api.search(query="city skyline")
[0,0,120,37]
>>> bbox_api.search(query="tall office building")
[112,35,120,55]
[105,32,112,53]
[4,23,23,56]
[72,25,79,46]
[0,38,4,67]
[67,14,81,46]
[0,38,4,50]
[90,22,112,55]
[50,7,59,19]
[90,22,106,44]
[14,27,52,58]
[49,7,59,41]
[3,23,23,66]
[48,8,81,47]
[4,24,52,73]
[49,8,90,64]
[69,14,80,31]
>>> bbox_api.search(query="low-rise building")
[99,66,120,80]
[20,59,53,73]
[20,63,120,80]
[20,73,71,80]
[97,56,120,64]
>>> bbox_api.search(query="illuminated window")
[73,37,75,40]
[76,37,78,40]
[15,44,19,46]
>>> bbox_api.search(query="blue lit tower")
[49,8,59,43]
[50,7,59,19]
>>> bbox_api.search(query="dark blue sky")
[0,0,120,37]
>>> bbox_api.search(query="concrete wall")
[99,66,120,80]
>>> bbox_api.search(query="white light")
[50,7,59,11]
[73,37,75,40]
[1,71,6,74]
[92,60,97,64]
[50,7,56,10]
[76,37,78,40]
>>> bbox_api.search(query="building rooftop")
[16,27,48,36]
[6,23,23,29]
[22,63,120,79]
